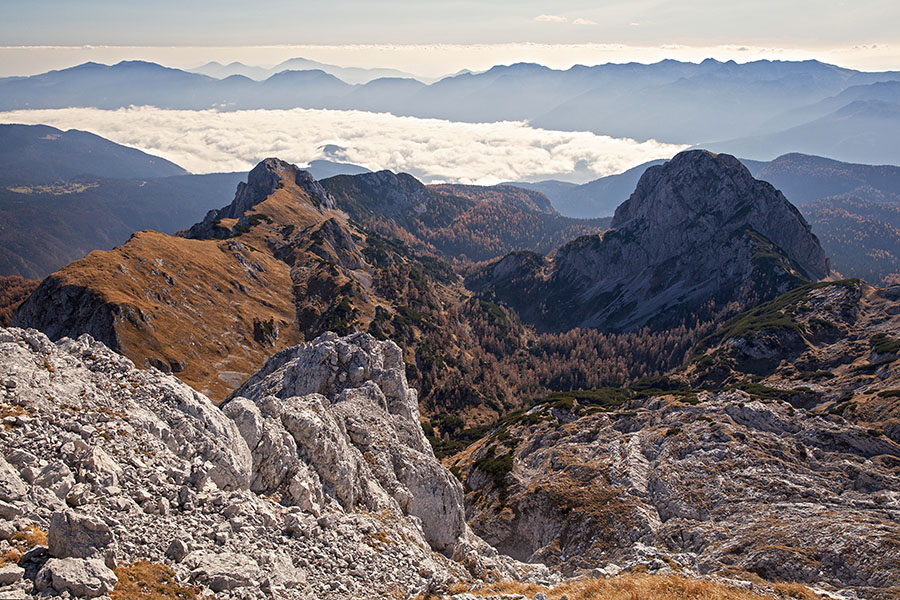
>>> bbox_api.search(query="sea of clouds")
[0,106,685,184]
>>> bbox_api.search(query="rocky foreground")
[0,327,546,599]
[1,324,896,600]
[453,388,900,599]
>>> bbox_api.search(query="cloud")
[572,18,597,26]
[535,14,568,23]
[0,107,686,184]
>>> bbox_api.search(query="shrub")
[473,446,514,501]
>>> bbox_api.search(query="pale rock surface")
[35,557,116,598]
[48,510,116,567]
[0,327,538,598]
[225,332,467,554]
[454,390,900,600]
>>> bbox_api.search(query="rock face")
[0,327,528,599]
[452,390,900,600]
[469,150,830,332]
[224,332,467,553]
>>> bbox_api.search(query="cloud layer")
[0,107,685,184]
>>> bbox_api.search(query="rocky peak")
[323,170,430,223]
[184,158,336,239]
[224,332,471,553]
[471,149,830,332]
[610,150,829,280]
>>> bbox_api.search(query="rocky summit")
[0,327,541,599]
[468,150,830,332]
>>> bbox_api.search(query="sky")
[1,1,900,76]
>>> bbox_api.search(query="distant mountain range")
[524,153,900,218]
[190,57,427,84]
[5,58,900,165]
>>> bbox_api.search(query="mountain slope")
[707,100,900,164]
[747,152,900,205]
[517,153,900,285]
[0,275,37,326]
[445,278,900,600]
[12,158,708,436]
[0,326,528,598]
[320,172,607,262]
[470,150,829,332]
[0,124,186,183]
[804,196,900,284]
[0,171,246,279]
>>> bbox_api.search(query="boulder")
[0,563,23,585]
[225,332,467,553]
[34,461,75,500]
[35,557,117,598]
[186,550,261,592]
[48,511,116,568]
[0,456,26,503]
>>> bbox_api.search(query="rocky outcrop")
[0,327,533,598]
[224,332,468,554]
[184,158,336,239]
[452,390,900,599]
[469,150,830,332]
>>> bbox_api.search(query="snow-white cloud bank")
[0,106,685,184]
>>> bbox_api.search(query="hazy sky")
[3,1,898,47]
[2,0,900,75]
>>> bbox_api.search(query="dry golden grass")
[431,573,825,600]
[111,561,199,600]
[11,525,47,549]
[0,549,20,566]
[1,525,49,565]
[53,230,299,401]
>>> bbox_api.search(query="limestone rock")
[454,390,900,597]
[0,564,23,586]
[225,332,467,553]
[33,462,75,501]
[35,557,117,598]
[0,456,26,503]
[186,550,261,592]
[165,539,189,563]
[49,511,116,568]
[469,150,829,332]
[0,326,535,599]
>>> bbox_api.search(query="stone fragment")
[0,457,26,503]
[35,557,117,598]
[0,563,23,586]
[165,539,189,563]
[34,461,75,500]
[48,511,116,568]
[186,551,261,592]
